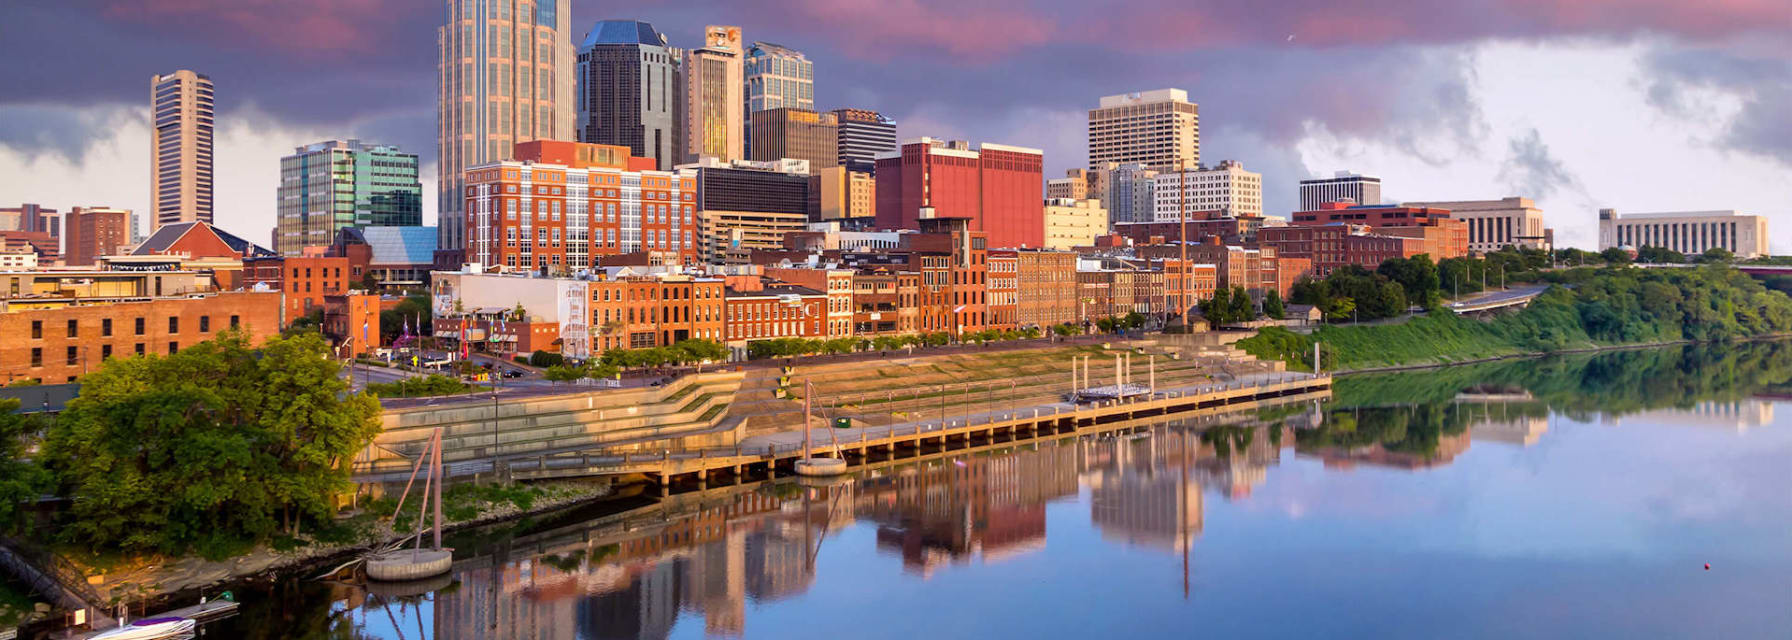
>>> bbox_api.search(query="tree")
[1203,287,1233,325]
[1325,297,1356,322]
[528,350,564,368]
[1264,290,1285,320]
[44,331,381,555]
[1697,247,1736,264]
[1121,311,1147,330]
[1600,247,1634,265]
[543,364,584,385]
[1636,246,1686,264]
[1229,286,1254,322]
[1378,254,1439,304]
[511,303,528,322]
[0,400,50,533]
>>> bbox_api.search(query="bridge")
[357,371,1332,489]
[1443,284,1550,314]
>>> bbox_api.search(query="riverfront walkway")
[357,370,1331,486]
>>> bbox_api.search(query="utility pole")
[1178,158,1188,324]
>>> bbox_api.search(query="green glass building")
[276,139,421,254]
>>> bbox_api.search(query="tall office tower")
[875,137,1045,249]
[748,108,837,169]
[1152,160,1262,220]
[577,20,681,171]
[744,42,813,151]
[150,70,214,231]
[683,26,744,164]
[439,0,576,255]
[277,140,423,255]
[830,109,896,173]
[1105,163,1157,224]
[1299,171,1382,210]
[63,206,132,266]
[1087,88,1199,172]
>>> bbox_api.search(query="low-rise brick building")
[2,291,281,383]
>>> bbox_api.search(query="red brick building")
[875,138,1045,249]
[1259,224,1427,277]
[242,255,351,322]
[322,293,381,357]
[985,250,1018,330]
[724,284,827,345]
[2,292,281,384]
[63,207,132,266]
[1015,250,1078,328]
[763,267,855,337]
[850,268,921,336]
[1111,216,1264,246]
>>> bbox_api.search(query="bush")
[528,350,564,368]
[367,374,475,398]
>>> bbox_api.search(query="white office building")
[1404,196,1548,253]
[1299,172,1381,210]
[1151,160,1261,221]
[1597,209,1769,258]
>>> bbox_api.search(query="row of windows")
[28,342,180,369]
[29,315,238,339]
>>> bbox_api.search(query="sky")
[1,0,1788,251]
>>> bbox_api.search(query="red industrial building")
[875,138,1044,250]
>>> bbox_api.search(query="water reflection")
[217,341,1792,639]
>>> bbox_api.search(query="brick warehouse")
[2,291,282,384]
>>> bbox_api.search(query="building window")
[200,316,211,333]
[67,319,78,338]
[102,344,112,360]
[31,320,41,339]
[102,318,113,337]
[168,342,179,354]
[230,315,241,329]
[135,343,145,355]
[135,318,145,335]
[168,317,179,333]
[66,346,78,366]
[30,348,41,367]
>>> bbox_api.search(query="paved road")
[1446,283,1550,311]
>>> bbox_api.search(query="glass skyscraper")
[276,140,422,255]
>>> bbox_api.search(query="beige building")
[1088,88,1199,172]
[701,209,809,264]
[1043,198,1109,250]
[684,25,744,164]
[1152,160,1262,220]
[1047,168,1099,200]
[150,70,214,231]
[748,108,838,169]
[1404,197,1548,253]
[437,0,575,253]
[1598,209,1769,259]
[811,166,875,221]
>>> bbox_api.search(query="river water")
[210,342,1792,639]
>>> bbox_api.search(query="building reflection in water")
[1602,399,1775,431]
[422,420,1303,638]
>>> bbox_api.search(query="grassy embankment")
[1240,265,1792,372]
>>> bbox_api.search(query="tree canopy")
[42,331,382,556]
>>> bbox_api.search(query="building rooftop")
[581,20,667,48]
[134,221,276,258]
[344,226,437,266]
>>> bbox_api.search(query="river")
[205,341,1792,639]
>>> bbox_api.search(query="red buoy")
[1705,564,1711,570]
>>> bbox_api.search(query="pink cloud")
[98,0,410,58]
[782,0,1056,62]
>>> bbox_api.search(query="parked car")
[501,368,524,379]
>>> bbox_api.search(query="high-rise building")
[694,159,812,264]
[150,70,214,231]
[577,19,681,171]
[1402,197,1548,253]
[810,166,875,221]
[1152,160,1262,220]
[683,26,744,164]
[63,207,133,266]
[277,140,422,255]
[1597,209,1769,258]
[438,0,576,254]
[875,137,1045,249]
[1299,172,1382,210]
[463,140,698,272]
[748,108,837,169]
[830,108,896,172]
[744,42,813,113]
[1105,164,1157,224]
[1087,89,1199,171]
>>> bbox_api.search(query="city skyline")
[0,2,1788,252]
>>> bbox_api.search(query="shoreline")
[1326,333,1790,377]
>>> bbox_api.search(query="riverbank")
[25,478,616,626]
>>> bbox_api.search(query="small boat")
[90,617,196,639]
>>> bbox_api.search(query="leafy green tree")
[543,364,584,385]
[1325,297,1356,322]
[1052,323,1079,337]
[1600,247,1634,265]
[1121,311,1147,330]
[0,401,50,533]
[1264,290,1285,320]
[1203,287,1233,324]
[1636,246,1687,264]
[528,350,564,368]
[1697,247,1736,264]
[43,331,381,555]
[583,362,621,382]
[1229,286,1254,322]
[366,374,473,398]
